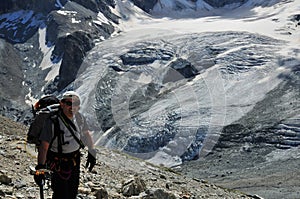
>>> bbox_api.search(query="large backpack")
[26,95,60,147]
[27,95,85,152]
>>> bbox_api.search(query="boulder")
[0,173,12,185]
[122,176,147,197]
[144,188,177,199]
[163,58,198,83]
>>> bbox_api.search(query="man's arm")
[82,130,97,171]
[37,141,50,165]
[82,130,96,157]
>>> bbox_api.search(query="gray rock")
[14,180,27,189]
[163,58,198,83]
[122,176,147,197]
[0,186,13,195]
[95,187,108,199]
[0,174,12,185]
[144,188,177,199]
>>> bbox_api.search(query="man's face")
[60,97,80,118]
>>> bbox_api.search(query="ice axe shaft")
[39,184,44,199]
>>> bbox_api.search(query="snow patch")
[71,18,81,23]
[25,87,37,105]
[38,28,48,54]
[95,12,110,25]
[57,10,77,16]
[38,27,62,82]
[45,62,61,82]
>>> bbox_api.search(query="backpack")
[27,95,85,152]
[26,95,60,147]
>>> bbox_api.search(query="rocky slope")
[0,115,259,199]
[177,138,300,199]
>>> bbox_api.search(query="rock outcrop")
[130,0,158,12]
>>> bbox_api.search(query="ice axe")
[30,166,52,199]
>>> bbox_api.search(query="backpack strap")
[49,114,63,156]
[58,112,85,149]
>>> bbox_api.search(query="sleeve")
[39,118,54,143]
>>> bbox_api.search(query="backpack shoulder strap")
[49,114,63,155]
[58,112,85,149]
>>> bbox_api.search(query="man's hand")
[34,164,46,186]
[85,152,96,172]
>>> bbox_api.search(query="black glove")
[34,164,46,186]
[85,152,96,172]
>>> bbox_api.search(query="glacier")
[70,0,300,167]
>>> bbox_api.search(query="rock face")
[45,0,118,91]
[0,0,68,14]
[0,39,27,121]
[0,0,118,119]
[46,2,116,93]
[0,0,118,94]
[130,0,158,12]
[0,115,257,199]
[0,40,24,101]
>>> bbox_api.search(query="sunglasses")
[63,100,80,107]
